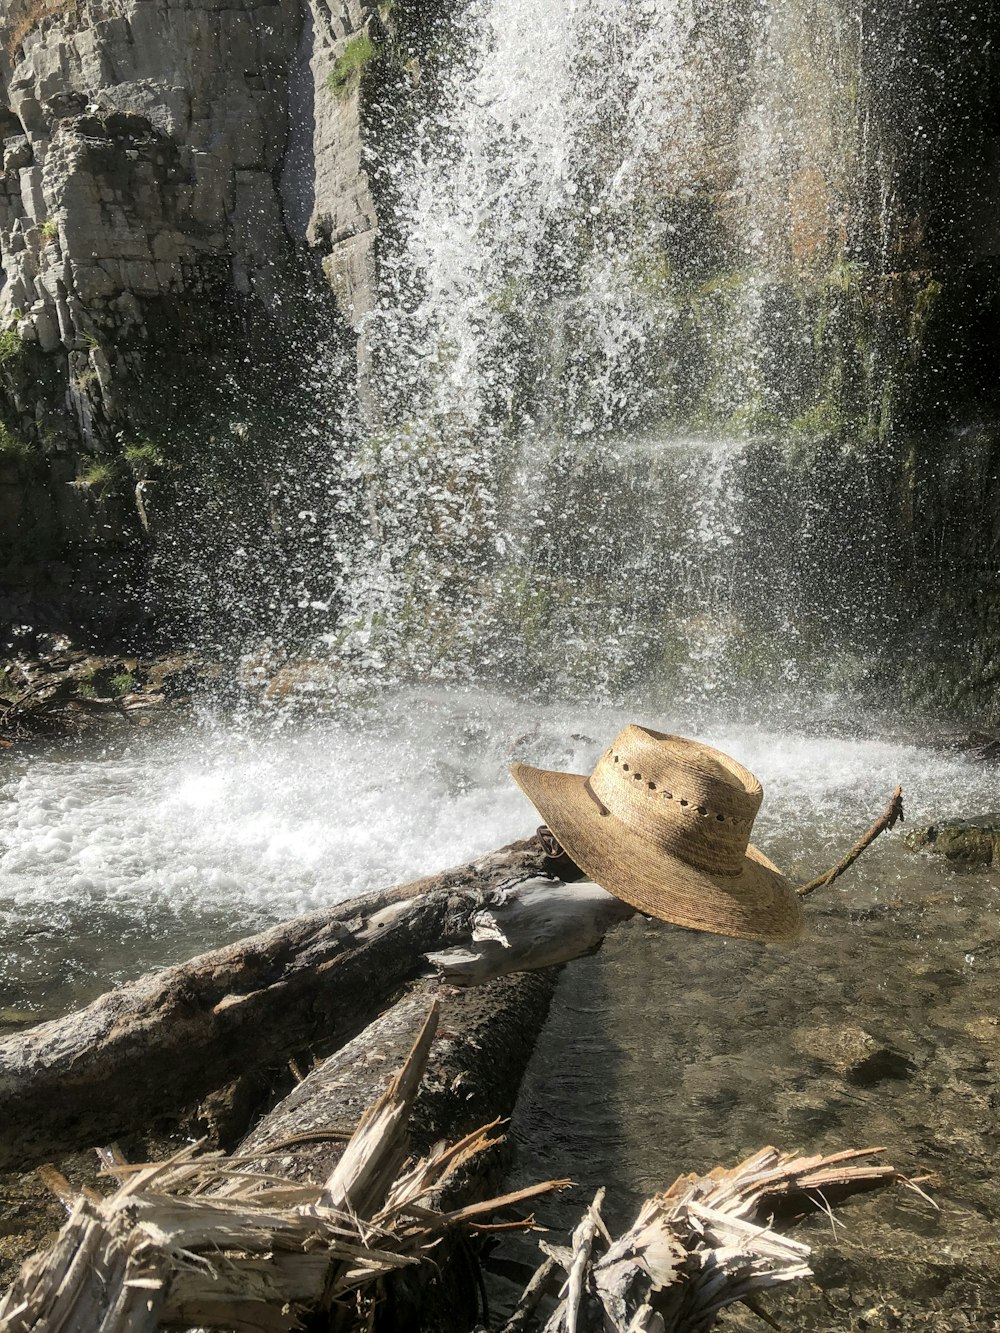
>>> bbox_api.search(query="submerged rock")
[904,815,1000,868]
[791,1024,916,1086]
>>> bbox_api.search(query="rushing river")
[1,691,995,1013]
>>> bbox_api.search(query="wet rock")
[904,815,1000,868]
[791,1024,915,1086]
[0,642,207,740]
[932,730,1000,764]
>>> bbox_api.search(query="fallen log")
[209,973,560,1331]
[0,836,610,1168]
[0,1005,571,1333]
[224,971,559,1189]
[0,837,557,1168]
[0,1009,907,1333]
[0,787,904,1169]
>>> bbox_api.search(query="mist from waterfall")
[297,0,904,717]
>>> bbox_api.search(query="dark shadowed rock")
[904,815,1000,868]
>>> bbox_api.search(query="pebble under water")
[1,689,999,1327]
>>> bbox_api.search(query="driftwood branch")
[502,1257,561,1333]
[797,786,905,897]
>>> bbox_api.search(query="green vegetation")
[909,276,942,352]
[0,330,25,368]
[40,218,58,244]
[826,256,867,297]
[875,376,896,445]
[328,32,381,96]
[75,460,117,492]
[488,274,529,316]
[0,421,31,460]
[790,394,842,439]
[628,249,675,299]
[111,671,136,697]
[123,440,166,468]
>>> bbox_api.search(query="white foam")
[1,690,996,938]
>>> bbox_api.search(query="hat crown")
[587,726,762,878]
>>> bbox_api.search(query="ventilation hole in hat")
[647,781,656,790]
[622,763,629,771]
[716,813,726,821]
[679,798,688,806]
[633,772,642,781]
[662,791,673,800]
[613,755,619,764]
[696,806,708,816]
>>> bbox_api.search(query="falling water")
[310,0,905,710]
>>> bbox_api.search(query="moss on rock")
[904,815,1000,868]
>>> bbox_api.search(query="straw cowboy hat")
[511,725,802,943]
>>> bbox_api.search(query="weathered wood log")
[0,775,902,1170]
[211,973,560,1331]
[0,988,905,1333]
[0,835,628,1169]
[218,972,556,1189]
[0,837,557,1168]
[427,880,634,985]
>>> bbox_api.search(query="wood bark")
[223,971,559,1190]
[212,972,560,1332]
[0,998,570,1333]
[0,837,556,1168]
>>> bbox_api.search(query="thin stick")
[797,786,904,897]
[500,1256,559,1333]
[564,1187,605,1333]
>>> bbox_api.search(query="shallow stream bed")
[1,689,999,1326]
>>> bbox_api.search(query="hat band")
[589,762,748,877]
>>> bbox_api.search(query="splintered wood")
[505,1145,900,1333]
[0,1004,568,1333]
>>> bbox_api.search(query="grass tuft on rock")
[328,32,380,96]
[0,331,25,369]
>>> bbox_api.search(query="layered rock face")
[0,0,379,637]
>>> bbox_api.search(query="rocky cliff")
[0,0,385,640]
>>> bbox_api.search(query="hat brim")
[511,762,802,943]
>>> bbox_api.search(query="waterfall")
[308,0,905,714]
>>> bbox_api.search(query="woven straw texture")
[511,725,802,943]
